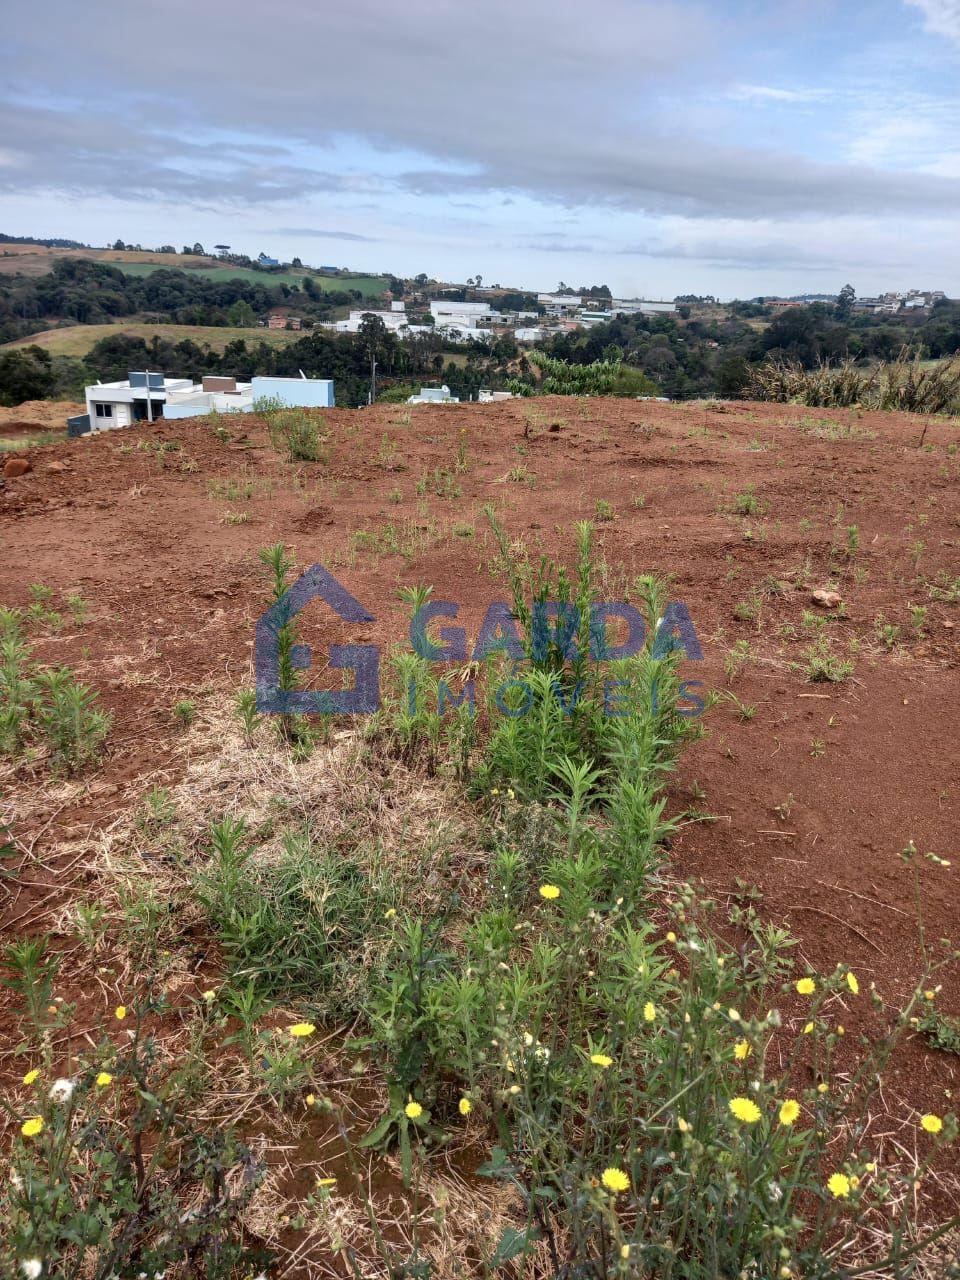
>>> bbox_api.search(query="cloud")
[904,0,960,41]
[270,227,377,241]
[728,84,832,103]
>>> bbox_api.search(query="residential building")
[538,293,582,315]
[515,326,546,343]
[69,371,334,434]
[477,389,514,402]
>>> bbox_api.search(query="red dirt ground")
[1,395,959,1222]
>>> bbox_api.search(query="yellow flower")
[846,971,859,996]
[590,1053,613,1068]
[729,1096,762,1124]
[728,1008,741,1022]
[779,1099,801,1126]
[817,1083,829,1094]
[677,1117,691,1132]
[114,1005,126,1020]
[317,1176,337,1188]
[924,989,935,1001]
[803,1021,815,1034]
[405,1100,423,1119]
[202,989,216,1002]
[459,1096,472,1116]
[601,1166,630,1194]
[920,1113,943,1134]
[620,1244,631,1260]
[795,978,816,996]
[21,1116,44,1138]
[538,884,560,900]
[384,908,396,919]
[22,1069,39,1086]
[733,1040,751,1060]
[666,931,677,943]
[865,1161,877,1173]
[305,1093,316,1107]
[643,1001,656,1023]
[827,1172,850,1199]
[95,1072,113,1088]
[288,1022,316,1038]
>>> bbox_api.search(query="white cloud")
[904,0,960,42]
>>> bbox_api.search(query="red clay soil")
[1,395,959,1184]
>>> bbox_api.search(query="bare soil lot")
[1,395,958,1274]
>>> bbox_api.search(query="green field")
[3,322,308,359]
[114,262,389,296]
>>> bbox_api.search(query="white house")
[515,327,546,343]
[335,305,410,334]
[537,294,581,315]
[71,371,335,433]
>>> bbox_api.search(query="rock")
[811,588,842,609]
[2,458,31,479]
[47,461,66,473]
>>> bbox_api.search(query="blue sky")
[1,0,959,297]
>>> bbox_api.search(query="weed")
[595,498,615,522]
[803,637,854,683]
[173,698,196,727]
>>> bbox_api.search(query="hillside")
[2,321,308,358]
[0,241,390,295]
[1,397,958,1275]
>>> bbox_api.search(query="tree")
[228,299,256,328]
[0,347,56,406]
[836,283,856,321]
[113,240,125,251]
[291,257,303,268]
[192,243,205,256]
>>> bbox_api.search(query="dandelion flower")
[795,978,816,996]
[846,972,859,996]
[590,1053,613,1068]
[827,1172,850,1199]
[404,1100,423,1120]
[538,884,560,900]
[20,1117,44,1139]
[459,1097,472,1116]
[920,1114,943,1134]
[643,1001,656,1023]
[384,908,396,920]
[729,1096,762,1124]
[114,1006,127,1020]
[288,1022,316,1038]
[817,1083,829,1095]
[95,1072,112,1088]
[48,1079,74,1105]
[305,1094,316,1107]
[666,931,677,943]
[733,1040,751,1060]
[22,1069,39,1086]
[779,1099,801,1126]
[21,1262,42,1280]
[601,1166,630,1194]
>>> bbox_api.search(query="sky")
[1,0,959,299]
